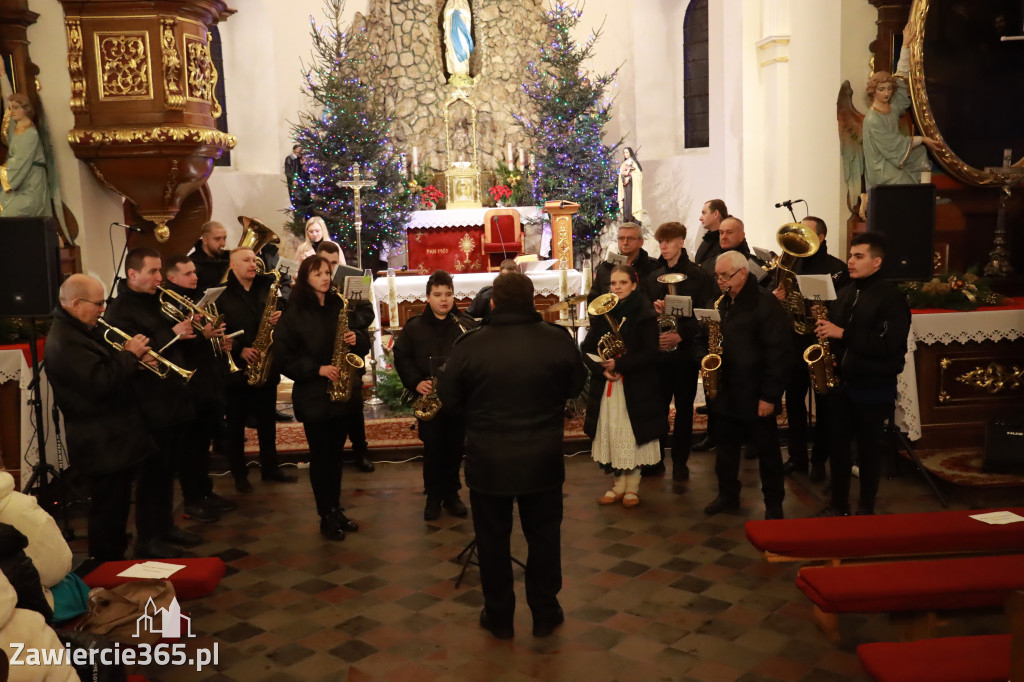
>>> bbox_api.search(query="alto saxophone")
[803,302,838,394]
[245,270,281,387]
[410,312,468,422]
[699,294,726,401]
[328,290,366,402]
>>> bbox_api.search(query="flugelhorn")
[97,318,195,383]
[586,293,626,360]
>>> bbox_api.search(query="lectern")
[544,200,579,270]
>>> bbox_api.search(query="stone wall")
[350,0,546,172]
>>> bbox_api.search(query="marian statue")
[617,147,643,224]
[443,0,474,83]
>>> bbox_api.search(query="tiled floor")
[70,445,1013,682]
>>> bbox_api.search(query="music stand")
[455,536,525,588]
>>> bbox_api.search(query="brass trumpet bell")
[587,292,619,317]
[775,222,820,265]
[657,273,687,286]
[237,215,281,254]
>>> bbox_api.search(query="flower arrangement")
[417,184,444,209]
[494,160,532,206]
[488,184,512,205]
[901,271,1006,311]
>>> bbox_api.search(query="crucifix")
[337,162,377,270]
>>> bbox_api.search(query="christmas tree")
[290,0,410,264]
[516,3,621,261]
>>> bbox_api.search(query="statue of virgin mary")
[443,0,474,83]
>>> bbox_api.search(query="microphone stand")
[107,223,132,306]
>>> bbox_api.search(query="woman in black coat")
[582,264,668,508]
[274,256,371,540]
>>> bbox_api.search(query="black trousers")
[658,358,699,468]
[179,403,221,502]
[303,416,352,517]
[87,469,135,560]
[346,409,368,454]
[224,382,280,479]
[827,390,891,511]
[418,413,464,497]
[136,425,182,544]
[712,413,785,506]
[470,487,563,629]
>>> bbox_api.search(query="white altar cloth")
[406,206,546,229]
[0,349,60,488]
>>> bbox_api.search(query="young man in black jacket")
[815,232,911,516]
[189,221,230,291]
[393,270,476,521]
[644,221,717,480]
[588,222,658,302]
[440,272,586,639]
[705,251,793,520]
[46,275,153,560]
[694,198,728,267]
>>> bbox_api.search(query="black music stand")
[455,536,525,588]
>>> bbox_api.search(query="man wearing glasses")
[588,222,658,302]
[704,251,792,520]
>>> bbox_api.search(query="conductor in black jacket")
[588,222,658,302]
[104,247,201,557]
[440,272,586,639]
[705,250,792,520]
[46,275,153,560]
[815,232,911,516]
[275,256,370,540]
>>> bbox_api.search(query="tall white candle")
[559,262,569,321]
[387,268,398,327]
[507,143,514,165]
[412,147,419,174]
[518,148,527,171]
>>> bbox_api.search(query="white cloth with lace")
[591,379,661,471]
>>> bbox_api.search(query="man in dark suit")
[588,222,658,302]
[694,199,728,268]
[189,221,230,291]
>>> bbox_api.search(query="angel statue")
[443,0,474,83]
[837,22,939,213]
[617,147,643,223]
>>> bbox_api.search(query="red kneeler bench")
[857,635,1011,682]
[83,558,226,600]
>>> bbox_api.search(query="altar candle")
[412,147,419,174]
[518,147,527,170]
[581,263,591,319]
[387,268,398,328]
[507,143,514,165]
[559,262,569,321]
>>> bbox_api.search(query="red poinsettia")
[488,184,513,202]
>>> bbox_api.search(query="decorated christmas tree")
[290,0,410,264]
[516,3,620,261]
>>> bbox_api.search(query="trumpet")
[97,318,195,383]
[208,302,241,373]
[586,293,626,360]
[158,286,221,333]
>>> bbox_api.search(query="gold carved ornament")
[161,19,185,111]
[65,18,87,112]
[956,363,1024,395]
[96,32,152,100]
[68,126,236,149]
[186,37,222,118]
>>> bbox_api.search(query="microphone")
[113,222,144,233]
[773,199,804,209]
[494,216,509,262]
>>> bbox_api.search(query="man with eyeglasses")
[588,222,658,302]
[704,251,792,520]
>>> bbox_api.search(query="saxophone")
[803,302,838,394]
[699,294,726,401]
[410,313,468,421]
[328,291,366,402]
[245,270,281,387]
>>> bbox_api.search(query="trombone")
[97,318,195,383]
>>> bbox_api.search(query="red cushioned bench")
[795,554,1024,641]
[745,507,1024,564]
[857,635,1011,682]
[83,558,226,600]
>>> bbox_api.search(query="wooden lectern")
[544,200,580,270]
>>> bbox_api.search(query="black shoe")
[532,608,564,638]
[640,461,666,477]
[703,496,740,516]
[442,494,468,517]
[809,463,827,483]
[234,476,254,493]
[332,508,359,532]
[135,539,182,560]
[692,435,716,452]
[261,470,298,483]
[782,459,808,476]
[424,496,442,521]
[204,493,238,512]
[354,451,375,472]
[320,514,346,541]
[162,526,203,547]
[814,505,851,518]
[672,464,690,481]
[765,504,784,520]
[274,409,293,422]
[182,501,220,524]
[479,609,514,640]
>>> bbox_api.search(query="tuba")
[327,290,365,402]
[586,293,626,360]
[699,294,726,401]
[656,273,687,351]
[765,222,820,335]
[803,302,838,394]
[410,313,468,422]
[221,216,281,283]
[245,269,281,387]
[97,318,195,383]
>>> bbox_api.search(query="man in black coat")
[189,221,230,292]
[705,250,792,520]
[466,259,518,321]
[815,232,911,516]
[217,247,296,492]
[393,270,477,521]
[46,275,153,560]
[699,217,753,278]
[694,198,728,267]
[588,222,658,302]
[440,273,586,640]
[644,221,717,480]
[103,248,201,557]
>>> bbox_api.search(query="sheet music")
[665,295,692,317]
[276,257,299,281]
[747,258,768,282]
[605,251,626,266]
[753,246,774,263]
[195,285,226,309]
[693,308,721,323]
[797,274,837,301]
[344,275,372,301]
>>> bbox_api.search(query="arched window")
[210,25,231,167]
[683,0,709,149]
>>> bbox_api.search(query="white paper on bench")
[117,561,186,579]
[969,511,1024,525]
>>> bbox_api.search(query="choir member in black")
[274,256,369,539]
[582,265,668,507]
[645,222,717,480]
[189,220,230,292]
[46,275,153,560]
[588,222,658,302]
[217,247,296,492]
[393,270,477,521]
[694,199,728,268]
[704,251,792,520]
[773,217,850,480]
[440,273,586,639]
[316,241,376,472]
[162,255,239,521]
[104,247,202,557]
[466,259,518,321]
[815,232,910,516]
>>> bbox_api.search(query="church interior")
[0,0,1022,680]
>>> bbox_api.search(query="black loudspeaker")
[866,183,936,281]
[983,420,1024,475]
[0,217,61,318]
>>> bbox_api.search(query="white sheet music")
[665,295,693,317]
[747,258,768,282]
[693,308,721,323]
[195,285,226,309]
[797,274,837,301]
[605,251,626,266]
[344,275,372,301]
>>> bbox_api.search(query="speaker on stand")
[866,183,937,281]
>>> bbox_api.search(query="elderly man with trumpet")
[104,247,203,558]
